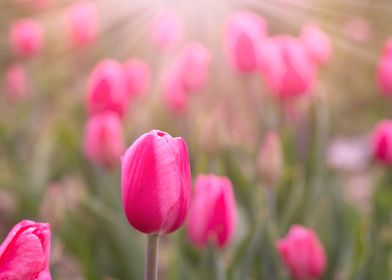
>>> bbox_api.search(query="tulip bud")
[5,63,30,102]
[9,19,44,58]
[257,131,283,187]
[121,130,192,234]
[277,225,326,280]
[371,120,392,165]
[150,10,184,50]
[83,112,125,169]
[123,58,150,98]
[0,220,51,279]
[377,40,392,97]
[64,1,99,47]
[224,11,267,72]
[300,24,332,66]
[162,64,188,113]
[186,174,237,248]
[86,59,128,118]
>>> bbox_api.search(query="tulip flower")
[0,220,51,279]
[224,11,267,72]
[371,120,392,165]
[64,1,99,47]
[343,17,372,43]
[123,58,150,98]
[300,24,332,66]
[187,174,237,249]
[377,39,392,97]
[121,130,191,280]
[86,59,128,118]
[150,10,184,50]
[9,19,44,58]
[5,63,30,102]
[277,225,326,280]
[83,112,125,169]
[162,64,188,113]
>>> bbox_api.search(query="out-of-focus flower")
[64,1,99,47]
[277,225,326,280]
[187,174,237,248]
[121,130,192,234]
[343,17,372,43]
[224,11,267,73]
[83,112,124,169]
[0,220,51,279]
[150,10,184,50]
[377,39,392,97]
[257,131,283,187]
[5,63,30,102]
[86,59,128,118]
[371,120,392,165]
[9,19,44,58]
[123,58,150,98]
[162,64,187,113]
[262,36,317,100]
[300,24,332,66]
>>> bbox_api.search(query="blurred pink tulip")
[5,63,30,102]
[162,64,188,113]
[377,40,392,96]
[343,17,372,43]
[371,120,392,165]
[262,36,317,99]
[86,59,128,118]
[277,225,326,280]
[64,1,99,47]
[150,10,184,50]
[224,11,267,72]
[123,58,150,98]
[9,19,44,58]
[83,112,125,169]
[300,24,332,66]
[187,174,237,248]
[0,220,51,279]
[121,130,192,234]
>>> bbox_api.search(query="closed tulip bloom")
[121,130,192,234]
[377,40,392,96]
[371,120,392,165]
[187,175,237,248]
[9,19,44,57]
[277,225,326,280]
[150,10,184,50]
[83,112,125,169]
[0,220,51,280]
[123,58,150,98]
[162,64,188,113]
[64,1,99,47]
[86,60,128,117]
[224,11,267,72]
[300,24,332,66]
[5,63,30,102]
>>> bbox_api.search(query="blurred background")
[1,0,392,279]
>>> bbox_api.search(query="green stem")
[145,234,159,280]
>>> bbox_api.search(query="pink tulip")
[371,120,392,165]
[86,59,128,118]
[224,11,267,72]
[277,225,326,280]
[5,63,30,102]
[9,19,44,58]
[176,43,211,92]
[343,17,372,43]
[150,10,184,50]
[123,58,150,98]
[0,220,51,279]
[162,64,188,113]
[83,112,125,169]
[187,174,237,248]
[121,130,192,234]
[64,1,99,47]
[377,40,392,96]
[300,24,332,66]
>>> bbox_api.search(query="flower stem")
[145,234,159,280]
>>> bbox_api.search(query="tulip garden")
[1,0,392,279]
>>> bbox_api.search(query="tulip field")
[1,0,392,279]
